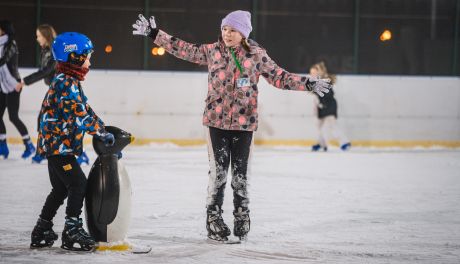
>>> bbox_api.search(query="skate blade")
[207,235,242,245]
[30,243,54,249]
[207,238,242,244]
[61,243,95,252]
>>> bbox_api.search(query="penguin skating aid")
[85,126,151,253]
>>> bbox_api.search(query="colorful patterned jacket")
[36,73,105,157]
[153,30,316,131]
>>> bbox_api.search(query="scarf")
[0,35,19,94]
[56,62,89,81]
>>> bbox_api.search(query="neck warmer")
[56,62,89,81]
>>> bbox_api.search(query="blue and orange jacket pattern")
[36,73,105,157]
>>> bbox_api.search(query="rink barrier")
[6,137,460,148]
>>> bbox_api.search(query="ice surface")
[1,145,459,263]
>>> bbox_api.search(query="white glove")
[306,76,332,97]
[132,14,157,36]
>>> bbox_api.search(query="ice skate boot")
[340,142,351,151]
[22,141,36,159]
[77,151,89,165]
[0,140,8,159]
[233,207,250,241]
[61,217,95,251]
[32,154,45,164]
[30,218,58,248]
[311,144,327,152]
[206,205,231,242]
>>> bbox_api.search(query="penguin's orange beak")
[130,135,135,143]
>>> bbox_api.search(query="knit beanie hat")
[221,10,252,39]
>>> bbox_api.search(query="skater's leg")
[229,130,253,209]
[229,130,253,239]
[39,157,68,221]
[312,118,327,151]
[325,116,351,149]
[47,155,87,218]
[46,155,94,251]
[6,91,35,158]
[320,116,335,149]
[205,127,232,240]
[6,91,30,138]
[0,91,7,136]
[206,127,231,207]
[31,159,65,248]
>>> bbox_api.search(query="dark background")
[1,0,459,75]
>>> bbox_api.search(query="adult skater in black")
[30,32,114,251]
[0,20,35,159]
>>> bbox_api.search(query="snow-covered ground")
[1,145,459,263]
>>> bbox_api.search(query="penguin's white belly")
[107,160,132,242]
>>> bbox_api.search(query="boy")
[30,32,114,251]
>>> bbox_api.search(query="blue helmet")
[52,32,93,64]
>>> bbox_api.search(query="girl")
[132,11,331,242]
[20,24,57,89]
[30,32,114,251]
[0,20,35,159]
[18,24,57,163]
[309,62,351,151]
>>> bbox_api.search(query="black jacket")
[23,46,56,86]
[0,39,21,82]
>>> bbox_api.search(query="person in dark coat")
[0,20,35,159]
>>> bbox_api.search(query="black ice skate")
[61,217,95,251]
[233,207,250,240]
[206,205,231,242]
[30,218,58,248]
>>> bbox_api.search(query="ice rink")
[1,144,459,263]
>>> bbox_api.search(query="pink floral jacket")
[154,30,314,131]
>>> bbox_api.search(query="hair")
[310,61,337,85]
[241,38,250,52]
[0,20,15,44]
[37,24,56,48]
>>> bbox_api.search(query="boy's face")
[221,26,243,47]
[82,53,92,69]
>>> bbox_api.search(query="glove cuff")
[305,79,314,92]
[148,28,159,40]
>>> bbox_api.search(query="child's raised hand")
[132,14,157,36]
[307,76,332,97]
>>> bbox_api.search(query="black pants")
[0,91,29,136]
[206,127,253,209]
[39,155,87,221]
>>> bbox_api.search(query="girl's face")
[82,53,92,69]
[36,29,47,48]
[0,28,4,36]
[309,67,319,77]
[221,26,243,47]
